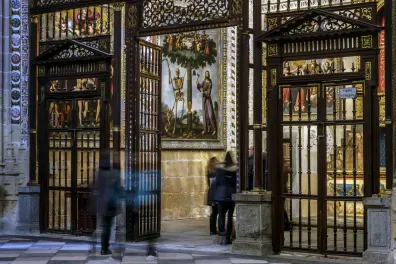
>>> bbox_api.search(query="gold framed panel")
[161,28,229,149]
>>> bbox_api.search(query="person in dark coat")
[214,152,237,245]
[207,156,219,235]
[95,149,121,255]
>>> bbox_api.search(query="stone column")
[232,193,273,256]
[16,186,40,234]
[390,0,396,262]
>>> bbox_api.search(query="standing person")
[207,157,219,235]
[214,152,237,245]
[96,149,121,255]
[196,71,217,135]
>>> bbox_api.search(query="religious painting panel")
[160,29,227,149]
[48,100,72,129]
[39,5,112,42]
[47,78,99,93]
[281,85,320,121]
[282,56,360,77]
[76,99,101,128]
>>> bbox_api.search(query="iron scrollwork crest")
[99,62,106,72]
[362,35,372,49]
[52,45,95,60]
[287,15,358,35]
[271,68,276,86]
[127,5,138,28]
[267,44,277,57]
[232,0,242,15]
[335,7,372,22]
[40,86,45,102]
[113,2,125,11]
[268,18,278,31]
[365,61,372,81]
[38,66,46,76]
[142,0,229,29]
[361,7,373,21]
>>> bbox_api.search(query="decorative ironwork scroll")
[262,0,376,15]
[361,35,372,48]
[286,15,358,35]
[141,0,230,29]
[265,3,377,32]
[231,0,242,15]
[365,61,372,80]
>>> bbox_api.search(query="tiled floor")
[0,236,362,264]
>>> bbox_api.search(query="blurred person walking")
[207,156,219,235]
[214,152,237,245]
[96,149,122,255]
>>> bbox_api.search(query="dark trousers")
[210,204,218,233]
[101,215,114,250]
[217,202,235,239]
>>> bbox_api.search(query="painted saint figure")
[196,71,217,135]
[282,61,299,111]
[323,61,332,74]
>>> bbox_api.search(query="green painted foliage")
[162,36,217,69]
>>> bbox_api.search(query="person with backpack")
[214,152,237,245]
[207,156,219,235]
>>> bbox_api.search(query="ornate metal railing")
[262,0,377,14]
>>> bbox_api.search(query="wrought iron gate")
[280,81,366,255]
[46,99,101,234]
[35,41,112,234]
[126,41,162,241]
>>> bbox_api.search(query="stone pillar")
[16,186,40,234]
[362,197,391,264]
[232,193,273,256]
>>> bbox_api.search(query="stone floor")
[0,218,363,263]
[0,236,362,264]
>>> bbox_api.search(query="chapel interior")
[32,0,387,251]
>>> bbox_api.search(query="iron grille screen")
[262,0,375,14]
[38,5,112,42]
[142,0,230,28]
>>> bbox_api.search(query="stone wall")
[0,0,30,234]
[161,150,225,220]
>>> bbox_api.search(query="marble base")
[363,197,391,264]
[16,186,40,234]
[232,192,273,256]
